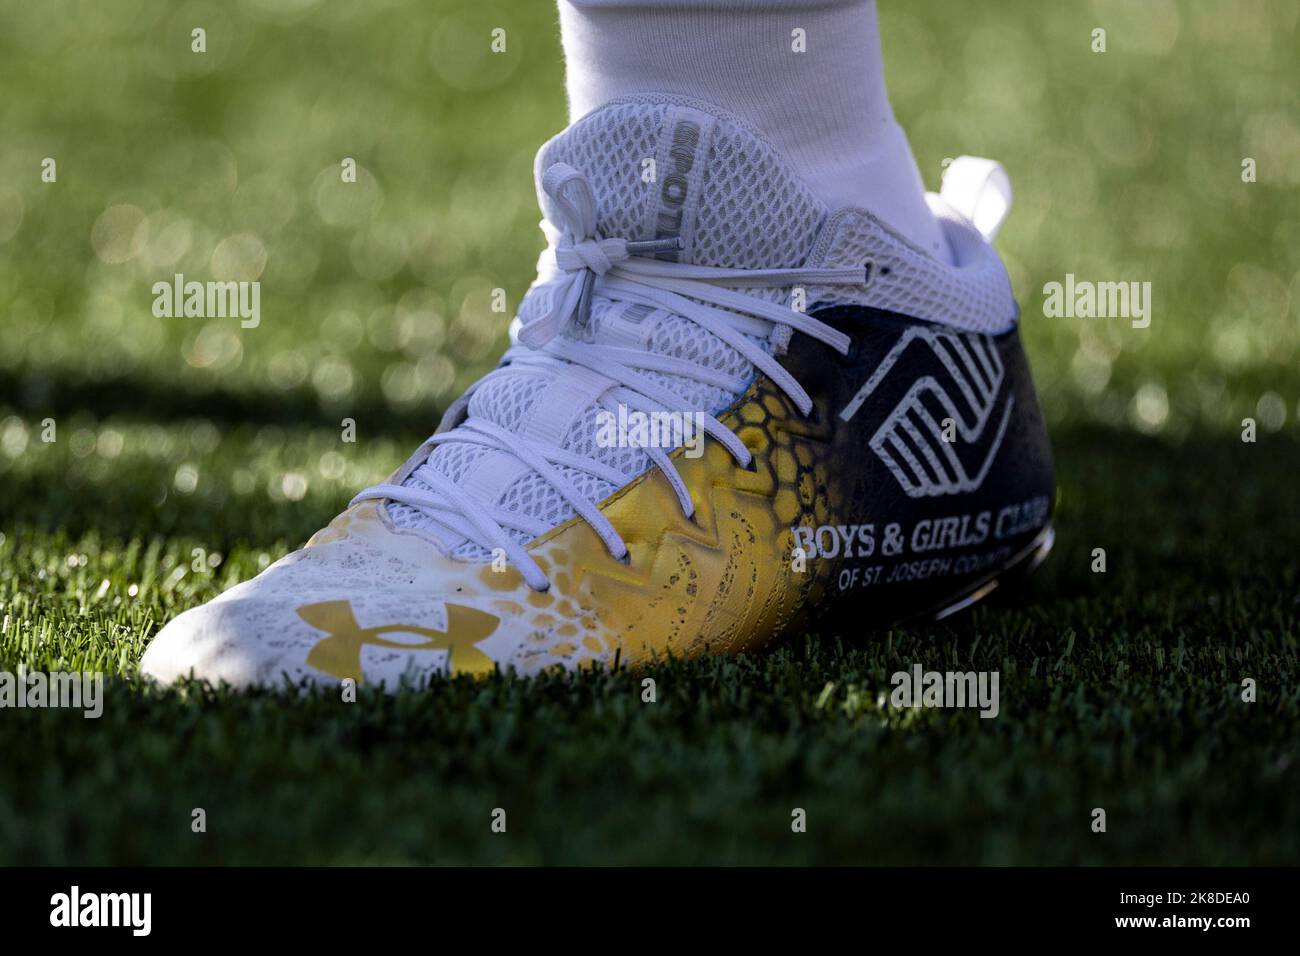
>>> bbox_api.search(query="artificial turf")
[1,1,1297,864]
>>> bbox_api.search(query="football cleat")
[140,95,1055,689]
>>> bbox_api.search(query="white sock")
[558,0,954,264]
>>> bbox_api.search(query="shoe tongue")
[534,95,824,270]
[387,97,827,555]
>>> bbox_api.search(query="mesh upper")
[386,94,1017,556]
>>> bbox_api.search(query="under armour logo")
[840,327,1013,498]
[299,600,500,682]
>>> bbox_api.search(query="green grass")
[1,1,1298,864]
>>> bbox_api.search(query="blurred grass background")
[0,0,1297,864]
[2,0,1296,442]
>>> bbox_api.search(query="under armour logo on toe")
[299,600,500,683]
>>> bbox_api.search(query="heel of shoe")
[931,522,1054,621]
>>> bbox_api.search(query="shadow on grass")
[0,369,444,434]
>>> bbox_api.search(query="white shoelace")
[354,162,863,591]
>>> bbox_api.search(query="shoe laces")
[354,162,862,591]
